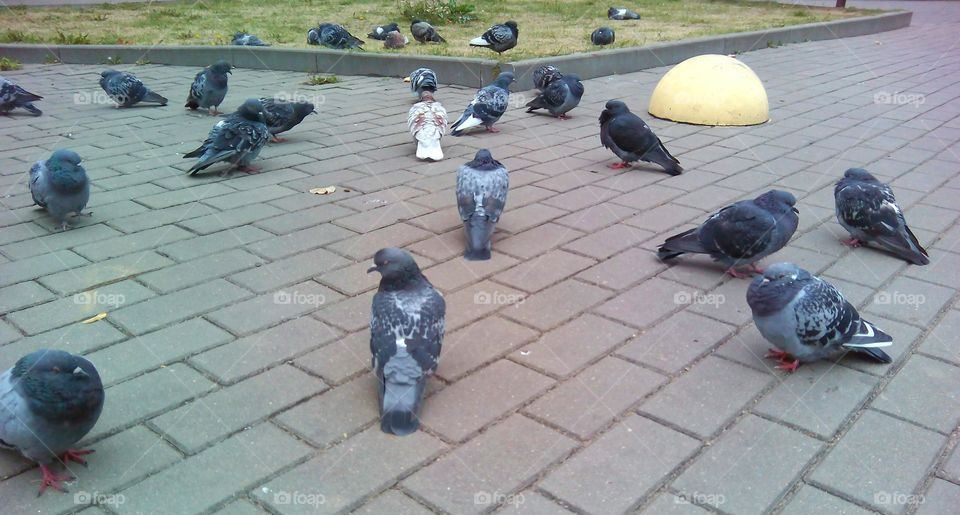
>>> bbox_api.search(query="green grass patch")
[0,57,23,71]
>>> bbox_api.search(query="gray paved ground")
[1,1,959,514]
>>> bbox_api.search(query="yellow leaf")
[81,312,107,324]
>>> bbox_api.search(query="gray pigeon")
[525,74,584,119]
[0,349,104,495]
[0,75,42,116]
[185,60,231,115]
[591,27,615,45]
[834,168,929,265]
[470,21,519,54]
[259,97,316,142]
[231,31,270,46]
[368,248,445,436]
[456,149,509,260]
[183,98,269,175]
[747,262,893,371]
[608,7,641,20]
[450,72,515,136]
[657,190,799,278]
[99,69,168,108]
[532,65,562,90]
[411,19,446,43]
[408,67,438,98]
[384,31,409,49]
[308,23,365,49]
[29,149,91,230]
[368,22,400,40]
[600,100,682,174]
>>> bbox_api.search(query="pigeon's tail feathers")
[464,217,495,261]
[844,319,894,349]
[450,111,482,136]
[657,228,704,260]
[875,229,930,266]
[182,144,207,159]
[643,143,683,176]
[380,379,423,436]
[143,90,168,105]
[846,345,892,363]
[524,94,547,112]
[469,36,490,47]
[22,103,42,116]
[416,138,443,161]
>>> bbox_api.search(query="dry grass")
[0,0,879,61]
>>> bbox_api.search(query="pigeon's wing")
[700,202,777,261]
[408,100,447,140]
[456,164,509,222]
[28,160,48,208]
[473,85,509,123]
[188,70,205,102]
[484,24,514,45]
[607,112,658,155]
[0,369,52,463]
[260,98,294,133]
[370,286,445,373]
[107,73,147,106]
[793,277,892,355]
[526,80,566,111]
[836,182,899,237]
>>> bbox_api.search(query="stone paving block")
[190,317,339,384]
[905,250,960,289]
[872,355,960,434]
[524,356,665,439]
[0,223,121,260]
[779,485,875,515]
[916,479,960,515]
[610,184,685,210]
[617,311,736,374]
[919,309,960,365]
[7,280,155,336]
[541,414,700,514]
[206,281,342,336]
[553,202,636,233]
[421,360,554,442]
[137,183,235,210]
[494,249,595,294]
[110,279,251,335]
[151,365,327,453]
[352,490,433,515]
[0,249,88,288]
[511,313,635,378]
[139,248,265,293]
[314,290,376,332]
[90,364,216,440]
[424,252,520,292]
[941,444,960,484]
[228,247,348,293]
[497,203,567,234]
[179,203,288,235]
[106,202,219,234]
[213,499,266,515]
[202,184,297,211]
[562,223,653,260]
[0,280,54,314]
[594,277,687,330]
[255,203,356,235]
[275,374,378,448]
[0,319,21,346]
[575,247,667,291]
[254,426,446,514]
[810,410,946,513]
[327,223,432,261]
[39,250,174,295]
[117,423,312,515]
[686,278,758,328]
[247,223,356,261]
[865,276,954,327]
[673,414,822,514]
[623,203,704,234]
[495,490,575,514]
[158,225,274,261]
[442,280,526,332]
[496,223,585,260]
[335,201,431,233]
[641,356,773,438]
[295,331,370,385]
[70,225,193,261]
[88,318,233,386]
[404,414,578,515]
[639,493,713,514]
[822,250,906,289]
[501,279,610,332]
[438,316,538,382]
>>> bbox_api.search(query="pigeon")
[657,190,800,278]
[834,168,929,265]
[525,74,584,119]
[469,21,519,54]
[408,67,438,98]
[368,248,445,436]
[608,7,641,20]
[532,65,563,90]
[384,31,409,49]
[368,22,400,40]
[231,31,270,46]
[99,69,168,108]
[0,349,104,495]
[411,19,446,43]
[450,72,515,136]
[408,91,447,161]
[29,149,91,230]
[599,100,682,174]
[183,98,270,175]
[747,262,893,372]
[259,97,315,142]
[456,149,509,260]
[308,23,365,49]
[0,75,42,116]
[591,27,615,45]
[185,60,231,115]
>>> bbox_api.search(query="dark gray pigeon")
[600,100,682,174]
[747,262,893,372]
[532,65,563,90]
[184,98,269,175]
[99,69,168,108]
[456,149,509,260]
[259,97,315,142]
[591,26,615,45]
[408,67,438,98]
[231,31,270,46]
[834,168,929,265]
[526,74,584,119]
[411,20,446,43]
[368,248,445,436]
[368,22,400,40]
[608,7,641,20]
[0,349,104,495]
[470,21,518,54]
[0,75,42,116]
[450,72,515,136]
[657,190,799,278]
[308,23,365,49]
[185,60,231,115]
[29,149,91,230]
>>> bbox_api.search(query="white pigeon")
[407,91,447,161]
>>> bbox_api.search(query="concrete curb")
[0,10,910,88]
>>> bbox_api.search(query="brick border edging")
[0,11,910,89]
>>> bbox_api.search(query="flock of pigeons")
[0,5,938,497]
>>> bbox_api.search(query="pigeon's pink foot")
[775,358,800,372]
[841,238,862,248]
[61,448,94,467]
[37,464,73,496]
[485,126,500,133]
[271,136,286,143]
[748,263,765,274]
[208,108,221,116]
[608,162,630,169]
[725,267,752,279]
[765,348,790,360]
[557,114,570,120]
[237,165,261,174]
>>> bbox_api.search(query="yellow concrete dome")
[648,54,769,126]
